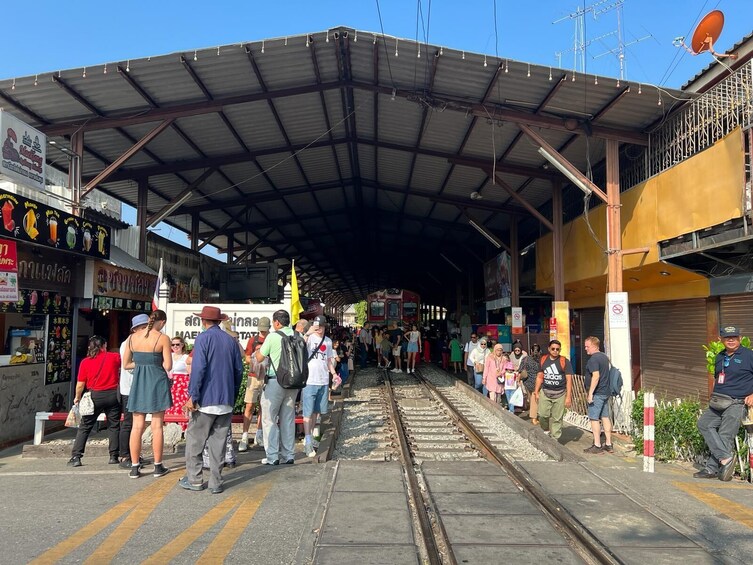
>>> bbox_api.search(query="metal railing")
[621,59,753,190]
[564,374,635,434]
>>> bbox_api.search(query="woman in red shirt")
[68,336,122,467]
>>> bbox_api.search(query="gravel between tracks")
[334,365,550,462]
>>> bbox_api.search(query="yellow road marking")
[143,492,245,565]
[673,481,753,529]
[199,481,273,564]
[84,476,176,564]
[30,478,170,565]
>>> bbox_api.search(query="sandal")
[531,419,539,426]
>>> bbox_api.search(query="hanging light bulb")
[34,75,38,86]
[418,45,421,59]
[11,78,15,90]
[527,64,531,77]
[306,35,310,47]
[439,46,443,56]
[373,34,377,45]
[571,72,576,82]
[326,30,330,43]
[504,59,509,73]
[285,37,288,46]
[395,38,399,57]
[354,30,358,42]
[594,75,598,85]
[82,67,86,78]
[638,83,642,94]
[549,67,552,81]
[657,91,662,106]
[193,50,198,61]
[217,46,220,56]
[484,55,487,67]
[462,51,465,60]
[261,40,265,54]
[103,64,107,74]
[616,79,620,88]
[126,60,130,72]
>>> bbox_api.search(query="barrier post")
[643,392,655,473]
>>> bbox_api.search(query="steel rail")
[414,369,623,565]
[383,372,447,565]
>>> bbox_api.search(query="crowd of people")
[355,323,617,454]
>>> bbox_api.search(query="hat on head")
[193,305,228,321]
[720,325,741,338]
[313,315,327,326]
[258,316,271,331]
[131,313,150,330]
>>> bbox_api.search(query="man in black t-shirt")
[533,339,573,440]
[388,322,404,373]
[696,325,753,481]
[583,336,613,454]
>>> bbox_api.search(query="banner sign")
[0,238,19,302]
[0,288,72,315]
[511,306,523,335]
[484,251,512,310]
[46,315,73,385]
[0,110,46,191]
[0,192,110,259]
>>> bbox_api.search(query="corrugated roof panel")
[355,141,375,180]
[432,51,498,101]
[334,144,354,178]
[251,41,318,91]
[322,90,350,138]
[83,128,160,168]
[220,162,274,193]
[172,113,243,157]
[121,57,206,107]
[409,155,451,191]
[182,45,262,98]
[375,147,413,187]
[403,195,433,217]
[353,90,376,139]
[419,109,472,153]
[461,121,518,161]
[271,93,332,145]
[430,202,461,222]
[222,101,288,150]
[377,96,423,145]
[116,121,199,163]
[255,153,306,188]
[441,166,488,198]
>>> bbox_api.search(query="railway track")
[381,366,622,565]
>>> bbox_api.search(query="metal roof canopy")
[0,26,683,307]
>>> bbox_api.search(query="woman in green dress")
[449,334,463,374]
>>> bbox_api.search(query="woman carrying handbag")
[68,336,122,467]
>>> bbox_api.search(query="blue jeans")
[474,372,483,392]
[504,389,516,412]
[698,403,746,473]
[359,344,368,368]
[260,377,298,463]
[340,362,350,383]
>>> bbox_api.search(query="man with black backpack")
[583,336,614,454]
[256,309,300,466]
[533,339,573,440]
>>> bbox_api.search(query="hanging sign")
[0,238,18,301]
[607,293,629,329]
[511,307,523,335]
[0,110,46,191]
[0,192,110,259]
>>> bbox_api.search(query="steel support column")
[606,139,622,292]
[137,179,149,262]
[552,180,564,301]
[510,220,519,307]
[69,131,84,215]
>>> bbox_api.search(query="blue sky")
[1,0,749,258]
[2,0,748,86]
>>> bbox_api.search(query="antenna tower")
[553,0,624,74]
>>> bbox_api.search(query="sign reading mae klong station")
[0,110,46,192]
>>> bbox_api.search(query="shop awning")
[105,245,157,275]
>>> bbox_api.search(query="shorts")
[244,377,264,404]
[588,394,611,420]
[407,342,419,353]
[302,384,329,417]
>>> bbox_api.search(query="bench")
[33,412,304,445]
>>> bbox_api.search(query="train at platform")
[366,288,420,327]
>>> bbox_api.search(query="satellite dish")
[674,10,738,59]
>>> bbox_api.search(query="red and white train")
[366,288,420,326]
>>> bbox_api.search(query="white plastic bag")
[64,405,81,428]
[509,386,524,408]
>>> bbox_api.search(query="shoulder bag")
[79,354,107,416]
[708,392,742,413]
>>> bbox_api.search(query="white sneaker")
[305,442,317,458]
[255,430,264,448]
[238,437,248,452]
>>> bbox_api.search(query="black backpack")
[269,330,309,389]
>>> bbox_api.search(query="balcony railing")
[621,59,753,190]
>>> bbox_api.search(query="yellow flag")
[290,260,303,325]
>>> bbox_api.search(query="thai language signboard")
[0,238,18,302]
[1,110,46,191]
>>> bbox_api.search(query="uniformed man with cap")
[696,325,753,481]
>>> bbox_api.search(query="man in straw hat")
[180,306,243,494]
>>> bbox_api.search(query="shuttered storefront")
[719,294,753,338]
[639,299,709,401]
[578,308,604,374]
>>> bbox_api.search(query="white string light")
[34,75,38,86]
[103,64,107,74]
[439,46,443,55]
[594,75,598,85]
[483,55,487,67]
[354,30,358,42]
[326,29,330,43]
[417,44,421,58]
[261,40,265,54]
[11,78,15,90]
[82,67,86,78]
[217,46,220,56]
[527,63,531,77]
[571,72,576,82]
[504,59,509,73]
[193,50,197,61]
[306,35,310,47]
[284,37,288,46]
[616,79,620,88]
[657,90,662,106]
[549,67,552,81]
[373,34,377,45]
[638,83,642,94]
[462,51,465,60]
[126,60,130,72]
[395,38,399,57]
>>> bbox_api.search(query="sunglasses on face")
[171,343,182,348]
[550,347,560,351]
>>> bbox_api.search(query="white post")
[604,291,632,432]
